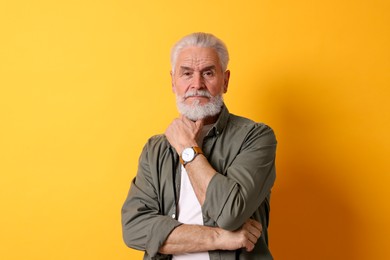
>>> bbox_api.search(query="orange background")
[0,0,389,259]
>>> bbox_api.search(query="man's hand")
[166,115,213,205]
[159,219,263,255]
[215,218,263,252]
[165,116,203,154]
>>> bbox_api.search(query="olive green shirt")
[121,105,277,260]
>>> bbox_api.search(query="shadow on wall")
[261,76,361,259]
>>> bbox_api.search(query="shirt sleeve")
[121,142,182,257]
[202,124,277,231]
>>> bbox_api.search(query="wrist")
[177,142,198,155]
[210,227,224,251]
[180,146,203,166]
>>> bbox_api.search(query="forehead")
[175,47,221,70]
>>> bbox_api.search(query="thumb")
[195,119,204,130]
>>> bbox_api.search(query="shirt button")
[171,213,176,219]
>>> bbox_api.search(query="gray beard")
[176,91,224,121]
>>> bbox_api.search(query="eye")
[203,70,214,77]
[182,71,193,77]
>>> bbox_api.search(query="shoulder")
[223,113,277,149]
[227,113,276,138]
[143,134,171,153]
[137,134,175,171]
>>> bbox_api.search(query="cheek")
[207,81,225,96]
[172,80,187,95]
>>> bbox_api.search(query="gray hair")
[170,32,229,74]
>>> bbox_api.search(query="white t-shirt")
[172,166,209,260]
[172,125,212,260]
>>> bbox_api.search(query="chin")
[177,93,224,121]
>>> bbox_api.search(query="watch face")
[182,147,195,162]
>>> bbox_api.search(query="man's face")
[171,46,230,120]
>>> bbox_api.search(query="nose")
[191,72,205,90]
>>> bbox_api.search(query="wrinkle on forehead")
[176,47,221,71]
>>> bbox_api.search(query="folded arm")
[159,218,262,255]
[165,116,277,231]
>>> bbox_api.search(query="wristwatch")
[180,146,203,166]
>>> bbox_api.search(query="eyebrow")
[200,66,217,72]
[179,65,217,72]
[179,66,193,72]
[180,65,217,72]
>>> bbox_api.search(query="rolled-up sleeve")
[202,125,277,231]
[121,143,182,257]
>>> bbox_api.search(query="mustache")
[184,90,212,98]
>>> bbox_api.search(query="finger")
[195,119,204,130]
[180,114,194,123]
[243,221,262,239]
[253,221,263,234]
[249,227,261,240]
[244,229,259,246]
[247,219,262,233]
[244,240,255,252]
[180,115,194,128]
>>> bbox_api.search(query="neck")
[199,113,220,126]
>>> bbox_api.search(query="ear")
[170,71,175,93]
[223,70,230,93]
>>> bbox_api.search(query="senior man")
[122,32,277,260]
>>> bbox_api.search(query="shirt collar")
[206,104,229,137]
